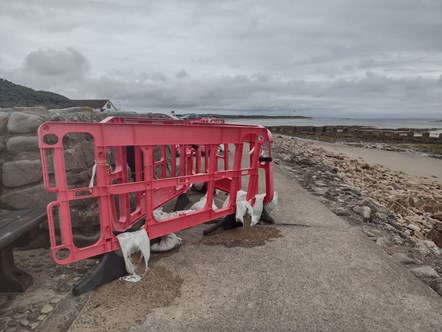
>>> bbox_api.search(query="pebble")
[353,205,371,220]
[27,311,40,320]
[40,304,53,314]
[29,322,39,330]
[414,230,425,240]
[375,212,388,222]
[37,315,46,321]
[406,224,421,232]
[7,319,18,327]
[410,266,440,278]
[20,319,30,327]
[50,297,62,304]
[12,312,25,320]
[16,307,28,314]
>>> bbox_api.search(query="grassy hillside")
[0,79,76,109]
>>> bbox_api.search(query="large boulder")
[2,159,42,188]
[12,106,47,114]
[12,151,41,161]
[48,110,94,122]
[0,111,8,133]
[6,136,39,154]
[0,184,55,209]
[64,144,94,171]
[0,108,15,113]
[7,111,44,134]
[48,106,92,113]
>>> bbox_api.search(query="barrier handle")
[40,149,58,192]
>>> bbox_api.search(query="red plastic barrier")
[38,117,273,264]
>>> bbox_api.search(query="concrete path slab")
[133,164,442,332]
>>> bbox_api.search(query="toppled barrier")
[38,117,274,265]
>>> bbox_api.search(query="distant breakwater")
[268,125,442,144]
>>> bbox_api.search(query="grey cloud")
[24,48,90,77]
[1,0,442,118]
[176,69,189,79]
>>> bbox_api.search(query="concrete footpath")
[130,164,442,331]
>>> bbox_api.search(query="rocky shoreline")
[268,125,442,159]
[273,134,442,296]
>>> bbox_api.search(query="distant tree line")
[0,79,77,109]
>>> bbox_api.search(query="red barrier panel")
[38,117,273,264]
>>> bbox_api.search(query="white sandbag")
[190,193,218,211]
[251,194,265,226]
[223,190,277,226]
[192,182,205,191]
[264,192,278,214]
[222,190,246,209]
[235,200,254,224]
[116,228,150,282]
[153,208,194,221]
[150,233,183,252]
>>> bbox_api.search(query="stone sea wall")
[0,106,111,210]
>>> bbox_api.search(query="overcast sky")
[1,0,442,118]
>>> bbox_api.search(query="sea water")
[228,118,442,136]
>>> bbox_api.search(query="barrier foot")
[260,208,275,224]
[173,193,190,211]
[203,214,241,236]
[72,251,127,296]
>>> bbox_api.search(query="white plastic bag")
[250,194,265,226]
[223,190,277,226]
[264,192,278,214]
[235,200,254,224]
[150,233,183,252]
[190,193,218,211]
[153,208,194,221]
[116,228,150,282]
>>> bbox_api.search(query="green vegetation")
[0,79,76,109]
